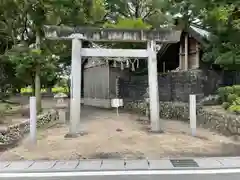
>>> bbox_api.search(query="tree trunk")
[47,87,52,94]
[35,32,42,113]
[135,0,140,18]
[67,78,71,98]
[35,65,41,113]
[32,78,35,96]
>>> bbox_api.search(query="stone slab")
[194,158,223,168]
[0,161,10,170]
[3,161,34,171]
[101,160,125,170]
[148,160,174,169]
[28,161,57,170]
[51,161,79,170]
[124,160,149,170]
[76,160,102,170]
[218,158,240,167]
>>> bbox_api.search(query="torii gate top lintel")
[44,25,182,43]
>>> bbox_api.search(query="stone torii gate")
[44,26,181,136]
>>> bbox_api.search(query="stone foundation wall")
[119,69,222,103]
[0,109,59,148]
[124,101,240,136]
[83,98,111,108]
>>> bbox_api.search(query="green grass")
[0,103,14,111]
[20,87,69,94]
[0,102,20,116]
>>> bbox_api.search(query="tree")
[201,4,240,70]
[2,0,99,112]
[0,1,22,98]
[105,0,174,28]
[104,17,152,29]
[1,0,61,112]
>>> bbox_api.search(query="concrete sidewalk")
[2,157,240,172]
[2,158,240,180]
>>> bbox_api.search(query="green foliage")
[104,18,152,29]
[225,86,234,94]
[233,85,240,96]
[217,87,226,102]
[6,44,59,85]
[232,97,240,105]
[227,93,238,103]
[228,105,240,115]
[86,0,106,25]
[217,86,234,103]
[201,4,240,70]
[218,85,240,114]
[222,102,230,109]
[20,87,69,94]
[105,0,175,28]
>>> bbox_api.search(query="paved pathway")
[1,158,240,179]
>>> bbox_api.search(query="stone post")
[69,34,84,137]
[147,40,162,133]
[29,96,37,144]
[189,94,197,136]
[54,93,68,124]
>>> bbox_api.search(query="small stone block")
[64,131,88,138]
[124,160,149,170]
[194,158,223,168]
[3,161,34,171]
[64,133,79,138]
[28,161,57,170]
[218,158,240,167]
[148,129,164,134]
[0,161,10,170]
[76,160,102,170]
[52,161,79,170]
[101,160,125,170]
[78,131,88,136]
[148,160,174,169]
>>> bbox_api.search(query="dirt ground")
[0,96,56,126]
[1,106,240,160]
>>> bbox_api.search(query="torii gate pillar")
[67,34,84,137]
[148,40,162,132]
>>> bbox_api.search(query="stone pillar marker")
[147,40,162,133]
[54,92,68,124]
[29,96,37,145]
[189,94,197,136]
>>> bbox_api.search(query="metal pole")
[30,96,37,144]
[189,94,197,136]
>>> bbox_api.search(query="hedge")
[20,87,69,94]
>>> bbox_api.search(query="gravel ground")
[1,106,240,160]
